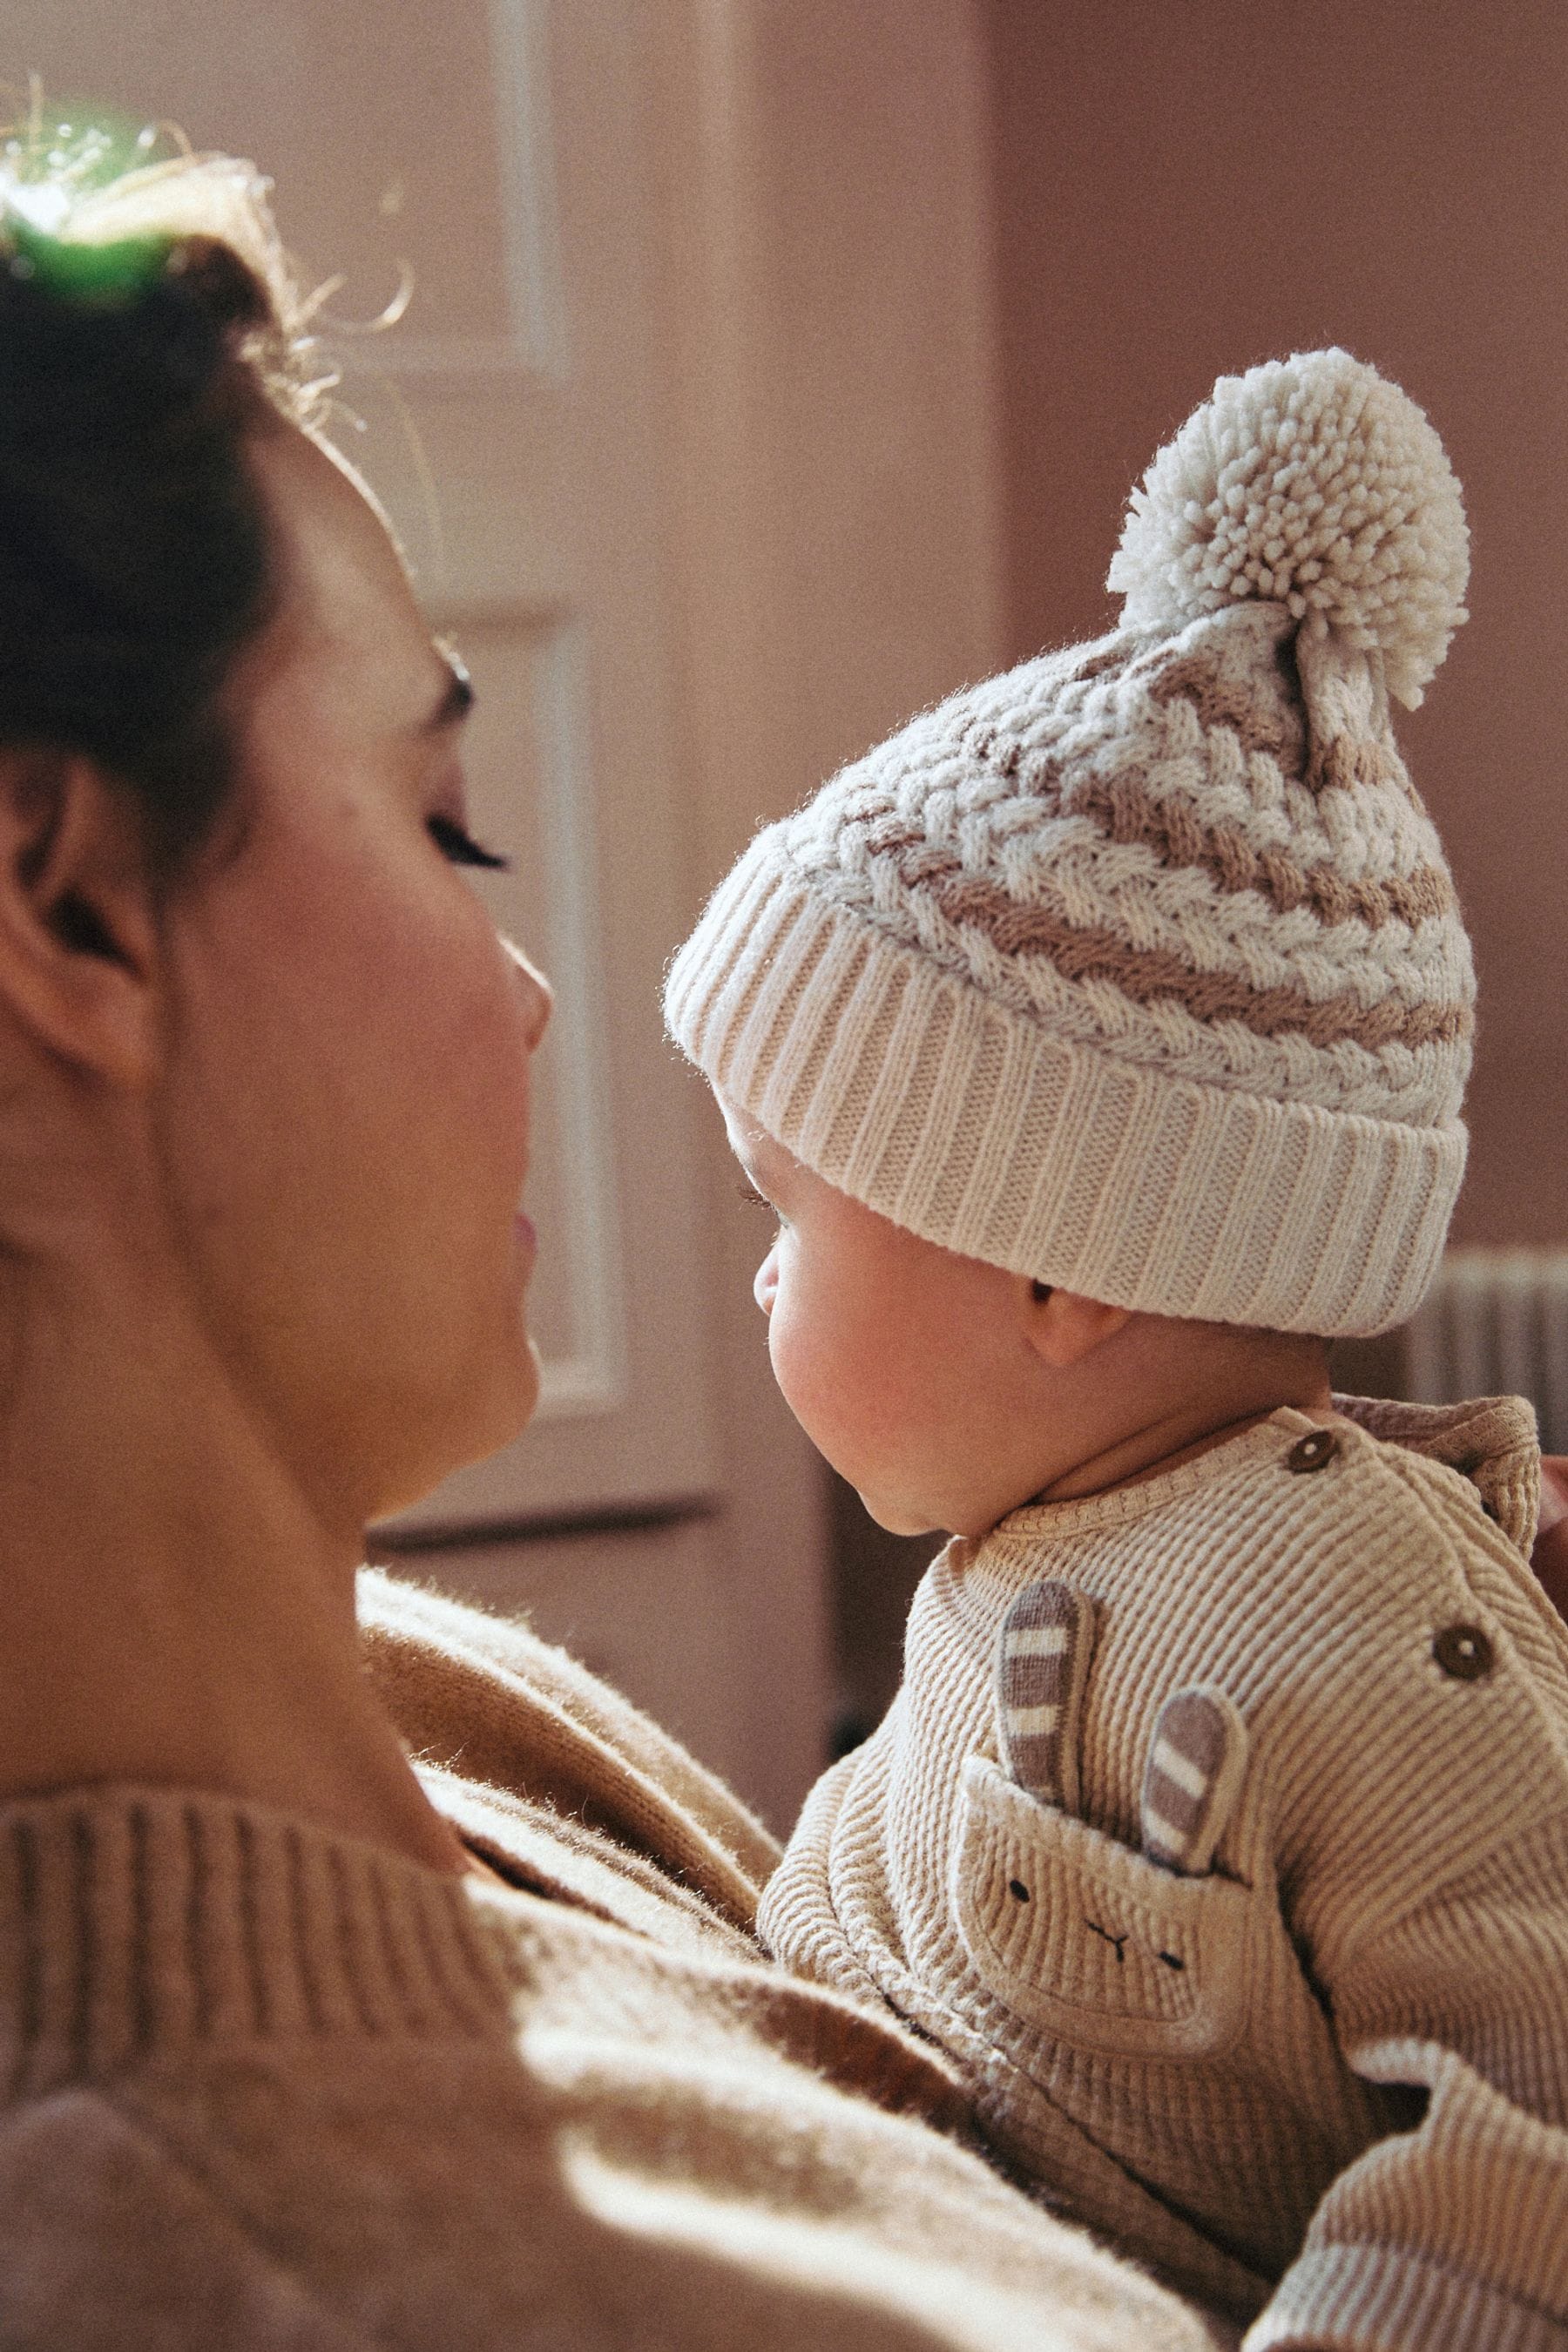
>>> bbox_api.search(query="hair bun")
[1106,348,1469,708]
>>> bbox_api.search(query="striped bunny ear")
[996,1580,1096,1814]
[1139,1688,1248,1876]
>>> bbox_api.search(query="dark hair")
[0,157,319,873]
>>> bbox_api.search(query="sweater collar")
[988,1391,1540,1557]
[991,1409,1313,1545]
[0,1783,515,2102]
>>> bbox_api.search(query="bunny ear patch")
[996,1580,1095,1814]
[1139,1688,1248,1876]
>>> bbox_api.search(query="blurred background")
[14,1,1565,1824]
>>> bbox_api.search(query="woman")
[0,143,1227,2349]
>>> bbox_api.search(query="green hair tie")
[4,210,169,305]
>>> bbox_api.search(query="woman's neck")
[0,1246,469,1875]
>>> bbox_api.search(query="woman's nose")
[504,936,553,1048]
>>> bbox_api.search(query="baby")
[666,352,1568,2339]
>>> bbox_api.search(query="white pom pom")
[1106,349,1469,708]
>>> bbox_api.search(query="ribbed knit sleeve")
[1326,1815,1568,2126]
[1244,1811,1568,2347]
[1249,2044,1568,2351]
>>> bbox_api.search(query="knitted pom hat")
[666,350,1473,1336]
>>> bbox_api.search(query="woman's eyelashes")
[428,813,510,870]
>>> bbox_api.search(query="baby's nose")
[753,1247,779,1316]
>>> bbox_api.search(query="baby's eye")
[736,1179,772,1211]
[428,814,510,870]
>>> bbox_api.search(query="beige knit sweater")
[0,1569,1224,2352]
[760,1396,1568,2346]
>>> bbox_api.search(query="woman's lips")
[514,1210,537,1254]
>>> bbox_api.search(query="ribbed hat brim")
[666,834,1466,1338]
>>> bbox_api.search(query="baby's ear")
[1024,1283,1132,1369]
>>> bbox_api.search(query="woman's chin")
[364,1337,542,1526]
[449,1334,543,1477]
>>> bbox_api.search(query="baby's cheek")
[769,1304,896,1477]
[766,1294,847,1450]
[764,1294,810,1412]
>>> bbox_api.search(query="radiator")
[1402,1248,1568,1454]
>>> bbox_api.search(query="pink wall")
[984,0,1568,1242]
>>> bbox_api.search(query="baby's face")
[720,1097,1051,1538]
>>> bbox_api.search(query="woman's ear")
[1024,1280,1133,1369]
[0,747,160,1089]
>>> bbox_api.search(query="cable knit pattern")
[758,1397,1568,2348]
[666,353,1474,1334]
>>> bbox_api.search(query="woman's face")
[153,425,551,1529]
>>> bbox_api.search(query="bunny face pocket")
[952,1754,1256,2062]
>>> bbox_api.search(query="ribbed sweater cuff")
[0,1786,513,2100]
[1247,2245,1567,2351]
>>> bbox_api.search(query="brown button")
[1285,1429,1339,1474]
[1433,1624,1494,1682]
